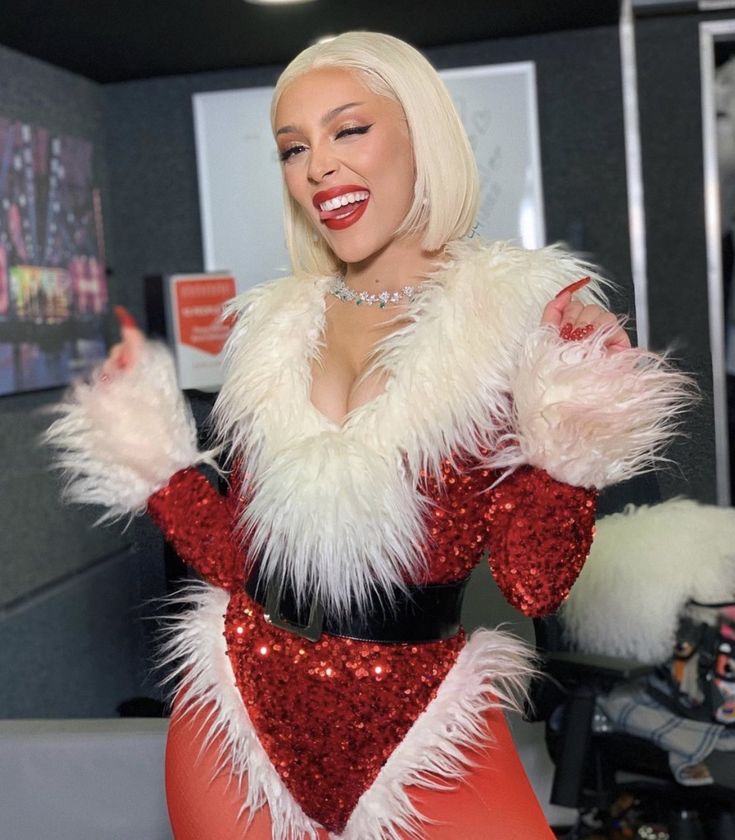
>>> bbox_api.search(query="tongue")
[320,199,366,220]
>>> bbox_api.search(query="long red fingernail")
[555,276,591,298]
[114,305,138,329]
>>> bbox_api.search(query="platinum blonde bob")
[271,32,480,276]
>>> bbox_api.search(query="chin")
[323,231,391,267]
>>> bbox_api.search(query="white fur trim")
[492,325,695,488]
[214,239,614,615]
[158,583,320,840]
[341,627,536,840]
[560,499,735,663]
[158,582,536,840]
[44,343,211,521]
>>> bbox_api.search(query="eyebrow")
[275,101,365,136]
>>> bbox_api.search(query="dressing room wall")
[0,44,157,717]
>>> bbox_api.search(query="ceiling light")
[244,0,317,5]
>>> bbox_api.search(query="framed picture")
[0,120,107,396]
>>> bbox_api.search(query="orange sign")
[173,274,236,356]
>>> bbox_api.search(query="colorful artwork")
[0,119,107,395]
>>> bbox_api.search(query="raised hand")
[100,306,146,379]
[540,277,631,354]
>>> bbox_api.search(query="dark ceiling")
[0,0,621,84]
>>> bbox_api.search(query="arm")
[147,466,247,591]
[44,328,245,589]
[484,272,693,616]
[485,465,597,617]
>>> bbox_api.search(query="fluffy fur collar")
[213,238,607,616]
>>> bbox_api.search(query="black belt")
[244,560,468,644]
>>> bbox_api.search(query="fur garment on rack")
[561,498,735,664]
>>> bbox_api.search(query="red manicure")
[555,276,591,298]
[114,305,138,329]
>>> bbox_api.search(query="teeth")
[319,191,369,212]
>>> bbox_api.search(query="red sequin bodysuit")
[148,455,595,834]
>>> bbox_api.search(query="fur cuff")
[493,325,694,489]
[44,343,212,521]
[560,499,735,663]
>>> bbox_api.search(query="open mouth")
[318,190,370,215]
[313,186,370,230]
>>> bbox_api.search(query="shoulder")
[223,272,327,342]
[224,273,309,321]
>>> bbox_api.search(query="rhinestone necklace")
[328,275,415,308]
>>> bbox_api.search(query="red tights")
[166,699,554,839]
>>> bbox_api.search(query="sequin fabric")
[224,591,463,833]
[417,455,597,615]
[147,458,596,832]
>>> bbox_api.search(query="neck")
[344,236,442,293]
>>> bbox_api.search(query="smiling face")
[274,68,416,266]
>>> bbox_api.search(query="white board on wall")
[193,62,544,294]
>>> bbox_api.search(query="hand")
[540,277,631,354]
[100,306,146,379]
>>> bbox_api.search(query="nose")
[307,142,338,185]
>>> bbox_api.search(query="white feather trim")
[560,499,735,663]
[44,343,212,521]
[492,324,695,488]
[213,239,614,616]
[158,582,537,840]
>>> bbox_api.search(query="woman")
[47,32,690,840]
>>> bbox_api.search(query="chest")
[309,299,409,426]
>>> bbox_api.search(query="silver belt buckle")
[263,577,324,643]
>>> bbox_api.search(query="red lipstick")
[312,184,367,208]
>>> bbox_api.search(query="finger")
[605,333,632,354]
[559,300,585,327]
[555,276,591,299]
[542,276,593,327]
[541,297,584,328]
[114,305,139,331]
[571,304,606,330]
[601,322,631,353]
[100,345,123,378]
[113,305,145,367]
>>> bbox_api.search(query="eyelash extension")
[279,145,306,163]
[335,124,373,139]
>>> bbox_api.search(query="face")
[274,68,416,266]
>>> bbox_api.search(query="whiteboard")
[193,62,544,294]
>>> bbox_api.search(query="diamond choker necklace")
[328,275,416,308]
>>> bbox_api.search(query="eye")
[279,144,307,163]
[335,124,373,140]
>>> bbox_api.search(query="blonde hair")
[271,32,480,276]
